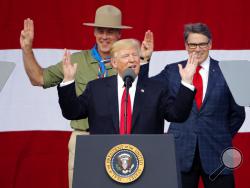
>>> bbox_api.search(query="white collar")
[117,74,138,89]
[199,56,210,72]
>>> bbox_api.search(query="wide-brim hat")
[83,5,132,29]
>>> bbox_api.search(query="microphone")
[121,68,136,134]
[122,68,136,88]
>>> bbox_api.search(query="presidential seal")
[105,144,144,183]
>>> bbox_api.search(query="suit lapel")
[132,78,146,131]
[201,59,219,109]
[106,76,119,133]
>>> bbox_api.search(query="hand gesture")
[141,30,154,61]
[62,49,77,82]
[178,52,199,84]
[20,18,34,52]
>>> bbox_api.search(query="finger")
[193,54,199,66]
[144,30,149,41]
[66,50,71,64]
[189,52,196,64]
[148,30,153,42]
[20,30,25,38]
[147,30,154,43]
[24,19,28,31]
[27,18,31,31]
[187,53,192,64]
[150,31,154,43]
[145,30,150,41]
[63,49,67,64]
[143,32,154,50]
[144,30,150,41]
[29,19,34,33]
[142,41,149,49]
[66,49,70,64]
[150,31,154,49]
[191,53,197,65]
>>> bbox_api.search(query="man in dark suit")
[57,39,198,134]
[152,23,245,188]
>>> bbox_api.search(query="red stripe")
[1,0,250,50]
[0,131,249,188]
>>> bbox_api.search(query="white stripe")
[0,49,249,132]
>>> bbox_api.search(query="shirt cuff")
[60,80,75,87]
[181,80,195,91]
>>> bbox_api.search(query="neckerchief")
[91,44,110,78]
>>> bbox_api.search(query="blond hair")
[110,39,141,58]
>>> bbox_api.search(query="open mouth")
[128,65,137,69]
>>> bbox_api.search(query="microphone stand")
[122,68,136,134]
[124,78,131,134]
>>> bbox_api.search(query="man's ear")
[111,58,117,69]
[208,40,212,50]
[184,42,189,51]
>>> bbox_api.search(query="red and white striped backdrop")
[0,1,250,188]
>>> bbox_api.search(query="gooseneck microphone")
[122,68,136,88]
[121,68,136,134]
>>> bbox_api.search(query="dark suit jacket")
[153,58,245,174]
[58,75,194,134]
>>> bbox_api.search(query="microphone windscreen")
[122,68,136,82]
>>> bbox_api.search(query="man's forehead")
[187,33,209,42]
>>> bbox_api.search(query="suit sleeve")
[138,63,149,80]
[158,65,195,122]
[57,82,90,120]
[228,93,245,137]
[160,84,195,122]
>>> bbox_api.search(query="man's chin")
[99,46,111,53]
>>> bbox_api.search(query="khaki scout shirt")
[43,50,117,130]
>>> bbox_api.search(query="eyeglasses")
[187,42,210,49]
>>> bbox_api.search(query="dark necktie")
[193,66,203,110]
[120,88,132,134]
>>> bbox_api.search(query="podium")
[73,134,181,188]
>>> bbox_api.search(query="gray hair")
[184,23,212,42]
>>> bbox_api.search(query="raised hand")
[141,30,154,61]
[178,52,199,84]
[62,49,77,82]
[20,18,34,52]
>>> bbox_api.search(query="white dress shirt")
[60,73,194,126]
[117,74,138,124]
[198,56,210,100]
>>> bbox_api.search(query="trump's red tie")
[120,88,132,134]
[193,66,203,110]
